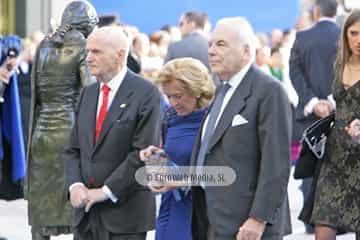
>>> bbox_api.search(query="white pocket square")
[232,114,248,126]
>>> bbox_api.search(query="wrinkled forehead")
[88,31,105,43]
[88,28,129,53]
[87,32,111,50]
[209,24,240,44]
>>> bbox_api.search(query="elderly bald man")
[63,26,161,240]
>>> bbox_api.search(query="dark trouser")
[300,178,313,205]
[74,206,146,240]
[74,232,146,240]
[191,187,211,240]
[208,223,286,240]
[214,235,283,240]
[301,177,315,233]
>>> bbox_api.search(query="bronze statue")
[26,1,98,239]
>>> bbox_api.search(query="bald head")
[215,17,257,59]
[89,26,130,55]
[208,17,256,80]
[86,26,130,82]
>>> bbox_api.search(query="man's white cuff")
[102,185,118,203]
[304,97,319,116]
[69,182,84,193]
[327,94,336,110]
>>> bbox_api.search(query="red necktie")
[95,84,110,142]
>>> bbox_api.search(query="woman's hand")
[139,145,162,161]
[345,119,360,144]
[147,184,176,193]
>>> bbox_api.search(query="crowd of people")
[0,0,360,239]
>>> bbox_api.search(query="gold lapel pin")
[120,103,127,108]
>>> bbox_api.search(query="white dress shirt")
[202,62,252,140]
[97,67,127,117]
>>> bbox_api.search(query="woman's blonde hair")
[156,57,215,109]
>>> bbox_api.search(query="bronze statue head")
[60,0,99,38]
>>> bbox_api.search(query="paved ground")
[0,168,355,240]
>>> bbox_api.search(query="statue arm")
[79,47,93,86]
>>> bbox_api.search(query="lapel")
[207,66,255,151]
[93,70,135,153]
[87,83,100,150]
[190,107,211,166]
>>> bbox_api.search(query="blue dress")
[155,108,206,240]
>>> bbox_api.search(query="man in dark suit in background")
[289,0,340,233]
[191,17,292,240]
[164,11,210,69]
[290,0,339,143]
[63,26,161,240]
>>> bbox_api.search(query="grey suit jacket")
[63,70,161,233]
[191,66,292,239]
[164,32,209,69]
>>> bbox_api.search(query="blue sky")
[90,0,300,34]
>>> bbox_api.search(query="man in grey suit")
[164,11,210,69]
[63,26,160,240]
[191,17,292,240]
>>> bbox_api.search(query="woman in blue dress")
[140,57,215,240]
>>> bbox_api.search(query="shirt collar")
[226,61,252,89]
[188,30,207,39]
[100,66,127,92]
[318,17,336,23]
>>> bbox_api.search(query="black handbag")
[294,113,335,179]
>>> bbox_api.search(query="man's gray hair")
[217,17,258,60]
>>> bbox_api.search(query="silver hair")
[217,17,258,61]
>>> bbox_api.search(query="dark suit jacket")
[290,20,340,132]
[63,70,161,233]
[191,66,292,239]
[164,32,209,69]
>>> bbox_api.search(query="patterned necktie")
[95,84,110,142]
[196,82,231,186]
